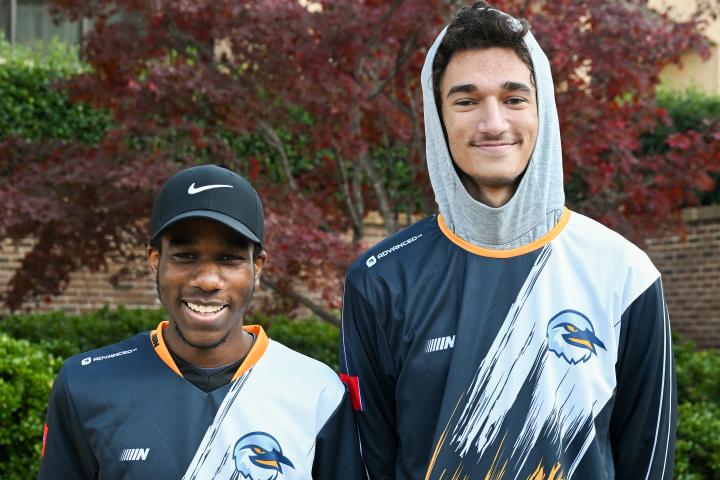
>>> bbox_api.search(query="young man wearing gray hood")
[339,2,676,479]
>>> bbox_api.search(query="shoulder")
[257,340,346,422]
[262,340,344,397]
[561,211,660,308]
[563,211,657,272]
[60,333,151,385]
[346,215,440,288]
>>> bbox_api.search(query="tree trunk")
[257,120,297,191]
[334,153,364,241]
[358,150,397,233]
[260,277,340,327]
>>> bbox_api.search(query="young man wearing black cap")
[38,165,364,479]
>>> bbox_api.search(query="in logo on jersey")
[425,334,455,353]
[119,448,150,462]
[232,432,294,480]
[547,309,606,364]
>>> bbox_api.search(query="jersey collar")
[149,321,269,381]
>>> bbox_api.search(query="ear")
[148,244,160,273]
[253,249,267,287]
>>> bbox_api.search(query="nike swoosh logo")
[187,183,233,195]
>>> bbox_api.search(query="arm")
[311,388,367,480]
[37,366,98,479]
[610,278,676,479]
[339,279,398,480]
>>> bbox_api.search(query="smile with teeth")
[184,302,226,315]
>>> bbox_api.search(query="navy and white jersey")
[39,322,365,480]
[340,210,676,479]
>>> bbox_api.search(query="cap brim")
[150,210,261,246]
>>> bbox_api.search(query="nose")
[191,261,223,293]
[477,99,509,136]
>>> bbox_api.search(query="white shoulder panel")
[562,212,659,314]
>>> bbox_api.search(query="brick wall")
[1,207,718,348]
[646,205,720,349]
[0,239,160,315]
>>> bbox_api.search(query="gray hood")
[421,23,565,249]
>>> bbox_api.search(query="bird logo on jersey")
[547,309,606,364]
[232,432,294,480]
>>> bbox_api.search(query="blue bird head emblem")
[233,432,294,480]
[547,310,606,365]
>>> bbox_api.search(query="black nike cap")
[149,164,264,246]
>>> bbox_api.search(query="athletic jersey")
[339,209,676,479]
[39,322,365,480]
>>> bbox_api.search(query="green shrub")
[0,38,110,143]
[0,334,60,480]
[675,402,720,480]
[673,335,720,479]
[0,306,164,359]
[674,334,720,404]
[657,87,720,134]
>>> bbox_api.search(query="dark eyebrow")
[446,81,533,98]
[168,233,194,247]
[503,81,532,93]
[446,83,477,98]
[168,234,249,250]
[224,236,250,250]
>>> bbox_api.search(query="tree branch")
[260,277,340,327]
[334,154,364,241]
[359,149,397,233]
[257,120,297,191]
[367,31,419,100]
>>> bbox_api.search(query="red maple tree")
[0,0,717,321]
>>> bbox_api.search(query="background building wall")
[646,205,720,349]
[651,0,720,93]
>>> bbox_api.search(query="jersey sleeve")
[37,365,98,479]
[311,388,367,480]
[339,278,398,479]
[610,277,676,480]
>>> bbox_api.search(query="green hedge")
[0,308,718,478]
[673,335,720,479]
[0,334,60,480]
[0,307,165,360]
[0,38,110,143]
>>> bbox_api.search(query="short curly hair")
[432,1,534,110]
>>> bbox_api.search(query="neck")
[163,323,253,368]
[460,174,517,208]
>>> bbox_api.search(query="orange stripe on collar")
[231,324,269,381]
[150,321,182,377]
[437,207,571,258]
[149,321,269,381]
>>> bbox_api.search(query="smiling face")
[148,217,266,367]
[440,47,538,207]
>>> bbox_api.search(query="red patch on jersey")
[42,423,48,457]
[339,373,363,411]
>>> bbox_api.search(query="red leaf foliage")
[2,0,718,315]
